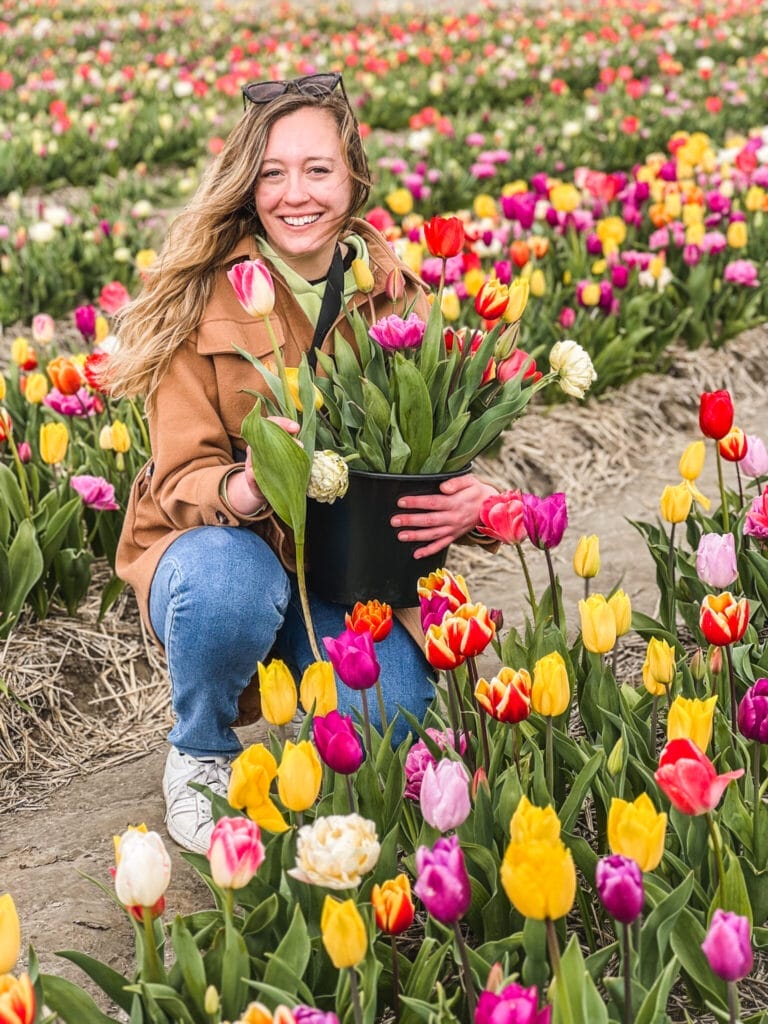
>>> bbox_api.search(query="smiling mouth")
[282,214,321,226]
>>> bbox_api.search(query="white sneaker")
[162,747,232,854]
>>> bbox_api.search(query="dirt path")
[2,327,767,997]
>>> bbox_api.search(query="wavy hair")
[106,89,371,407]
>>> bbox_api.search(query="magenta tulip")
[420,759,471,832]
[369,312,426,351]
[70,474,120,511]
[744,488,768,540]
[701,909,753,982]
[207,817,265,889]
[74,304,97,340]
[595,854,645,924]
[475,982,551,1024]
[521,492,568,549]
[738,679,768,744]
[323,628,380,690]
[295,1009,341,1024]
[414,834,471,924]
[419,592,451,632]
[313,710,364,774]
[696,533,738,589]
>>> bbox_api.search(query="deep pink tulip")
[70,475,120,511]
[475,983,552,1024]
[595,854,644,924]
[696,533,738,589]
[404,728,467,801]
[207,817,265,889]
[323,628,380,690]
[477,489,526,544]
[420,759,471,832]
[744,487,768,539]
[369,312,426,351]
[74,304,97,340]
[738,679,768,744]
[16,441,31,463]
[419,592,451,633]
[655,739,743,816]
[521,492,568,550]
[702,910,753,982]
[414,834,471,924]
[295,1009,340,1024]
[313,710,364,774]
[44,387,101,418]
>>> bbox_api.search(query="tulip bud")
[440,286,461,321]
[699,390,734,441]
[489,607,504,631]
[503,277,529,323]
[689,648,706,682]
[471,766,491,801]
[385,267,406,302]
[299,661,337,716]
[708,645,723,676]
[606,736,625,777]
[17,441,31,463]
[204,987,220,1015]
[702,910,753,982]
[659,482,692,524]
[39,421,69,465]
[277,740,322,812]
[595,854,645,924]
[531,651,570,717]
[258,659,298,726]
[679,440,706,481]
[351,258,374,293]
[573,534,600,579]
[484,962,505,994]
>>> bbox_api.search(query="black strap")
[308,245,345,369]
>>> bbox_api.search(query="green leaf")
[0,519,44,639]
[98,574,126,620]
[40,496,82,572]
[0,462,28,523]
[553,935,610,1024]
[40,973,117,1024]
[634,955,680,1024]
[393,354,433,472]
[170,915,207,1020]
[263,902,311,989]
[55,951,133,1014]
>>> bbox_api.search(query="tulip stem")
[348,967,364,1024]
[545,715,554,799]
[5,429,32,519]
[724,644,738,735]
[448,669,476,774]
[735,463,744,510]
[728,980,739,1024]
[651,696,658,758]
[141,907,164,984]
[705,811,727,901]
[667,522,676,632]
[262,314,297,420]
[345,773,358,815]
[544,548,560,629]
[452,921,477,1018]
[545,916,562,980]
[512,722,521,782]
[715,444,730,533]
[515,543,538,619]
[622,922,632,1024]
[444,670,463,758]
[375,678,388,735]
[467,657,491,776]
[294,540,323,662]
[390,935,401,1022]
[360,689,373,759]
[753,742,761,862]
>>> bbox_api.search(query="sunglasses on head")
[241,72,347,110]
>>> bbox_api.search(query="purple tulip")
[295,1009,340,1024]
[44,387,101,418]
[595,854,644,924]
[741,435,768,478]
[737,679,768,744]
[420,759,471,832]
[70,475,120,511]
[701,909,753,982]
[500,191,537,229]
[419,592,451,632]
[475,983,552,1024]
[404,729,467,801]
[414,834,471,925]
[696,532,738,589]
[74,304,97,340]
[323,628,380,690]
[312,710,364,774]
[369,312,426,352]
[521,492,568,550]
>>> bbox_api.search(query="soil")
[2,326,767,1014]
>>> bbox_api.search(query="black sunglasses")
[241,73,347,110]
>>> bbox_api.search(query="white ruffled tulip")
[307,450,349,503]
[549,339,597,399]
[288,814,379,889]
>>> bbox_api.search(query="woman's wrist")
[222,468,269,518]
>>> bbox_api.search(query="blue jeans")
[149,526,435,757]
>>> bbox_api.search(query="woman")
[107,74,497,854]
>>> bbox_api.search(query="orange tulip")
[345,600,393,643]
[46,356,83,396]
[371,875,415,935]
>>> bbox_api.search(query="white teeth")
[283,214,320,226]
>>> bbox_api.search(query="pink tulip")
[696,533,738,589]
[654,739,743,816]
[420,759,471,832]
[741,436,768,477]
[207,817,265,889]
[323,628,380,690]
[369,312,426,351]
[477,489,526,544]
[313,710,364,774]
[521,492,568,550]
[99,281,131,314]
[70,475,120,511]
[227,259,276,318]
[404,729,466,801]
[744,487,768,540]
[702,909,753,982]
[32,313,55,345]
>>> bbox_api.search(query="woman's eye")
[309,166,331,175]
[261,169,282,179]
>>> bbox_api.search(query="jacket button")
[215,511,228,524]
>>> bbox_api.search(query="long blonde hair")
[106,89,371,407]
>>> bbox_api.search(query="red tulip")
[423,215,465,259]
[699,390,734,440]
[655,738,743,815]
[700,592,749,646]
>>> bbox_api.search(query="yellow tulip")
[284,367,323,413]
[642,637,676,697]
[136,248,157,271]
[320,896,368,968]
[500,839,576,920]
[385,188,413,217]
[10,336,35,368]
[463,267,485,298]
[440,287,461,321]
[24,372,49,404]
[682,203,703,226]
[580,281,601,307]
[678,441,706,481]
[473,193,497,219]
[39,421,69,465]
[596,216,626,250]
[110,420,131,453]
[607,589,632,637]
[726,220,747,248]
[608,793,667,872]
[573,534,600,579]
[258,659,297,726]
[667,695,717,752]
[276,740,322,812]
[299,660,337,716]
[228,743,288,833]
[549,183,580,213]
[402,241,422,276]
[503,277,529,323]
[528,268,546,298]
[351,258,374,294]
[579,594,616,654]
[659,482,692,524]
[745,186,765,213]
[685,222,705,247]
[509,796,561,844]
[531,651,570,717]
[0,376,5,401]
[0,893,20,973]
[95,315,110,343]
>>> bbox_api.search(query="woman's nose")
[283,173,309,203]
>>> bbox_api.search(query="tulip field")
[2,0,768,1022]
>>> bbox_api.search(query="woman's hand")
[390,473,498,559]
[227,416,300,516]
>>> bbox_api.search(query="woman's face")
[254,107,353,280]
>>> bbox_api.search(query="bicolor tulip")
[531,652,570,717]
[320,897,367,969]
[699,390,734,440]
[679,441,706,481]
[608,589,632,636]
[521,492,568,549]
[227,259,275,317]
[420,759,471,832]
[113,828,171,911]
[258,659,298,726]
[371,875,415,935]
[579,594,616,654]
[659,482,692,523]
[474,667,532,724]
[667,695,717,752]
[719,426,747,462]
[655,738,743,815]
[474,278,509,320]
[440,602,496,659]
[299,661,337,716]
[0,973,35,1024]
[701,910,753,982]
[500,837,576,921]
[573,534,600,578]
[423,215,465,259]
[277,741,322,812]
[0,894,20,974]
[228,743,288,833]
[417,569,471,610]
[10,337,37,371]
[207,817,265,889]
[509,796,561,845]
[39,421,69,465]
[324,628,380,690]
[696,533,738,589]
[642,637,676,697]
[414,834,472,924]
[345,600,393,642]
[477,490,526,544]
[700,592,749,646]
[313,711,364,774]
[475,982,551,1024]
[607,793,666,872]
[738,679,768,743]
[424,620,465,670]
[595,854,645,924]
